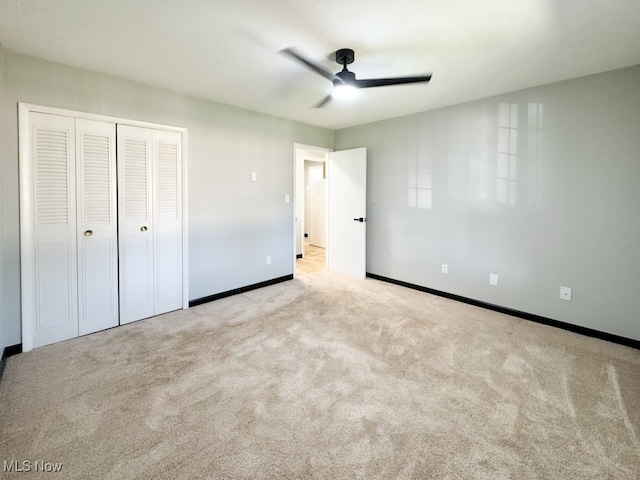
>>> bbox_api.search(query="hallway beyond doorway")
[296,238,325,275]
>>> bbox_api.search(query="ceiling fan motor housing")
[336,70,356,83]
[335,48,355,65]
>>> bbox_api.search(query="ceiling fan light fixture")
[281,46,432,108]
[332,82,358,99]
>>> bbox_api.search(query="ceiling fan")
[281,47,432,107]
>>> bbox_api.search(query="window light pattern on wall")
[527,102,543,208]
[408,128,433,209]
[497,103,518,205]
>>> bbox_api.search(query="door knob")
[140,226,148,232]
[84,230,93,236]
[353,217,366,223]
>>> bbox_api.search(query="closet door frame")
[19,103,189,352]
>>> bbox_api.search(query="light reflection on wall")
[468,153,490,201]
[497,103,518,205]
[408,128,433,209]
[527,102,543,208]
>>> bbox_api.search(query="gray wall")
[0,51,334,348]
[336,65,640,341]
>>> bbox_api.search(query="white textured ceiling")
[1,0,639,130]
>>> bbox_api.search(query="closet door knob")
[140,226,148,232]
[84,230,93,237]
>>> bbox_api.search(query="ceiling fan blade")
[313,94,333,108]
[355,74,432,88]
[280,47,337,82]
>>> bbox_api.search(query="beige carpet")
[1,271,639,479]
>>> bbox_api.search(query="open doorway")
[293,144,368,279]
[299,162,325,274]
[294,144,331,276]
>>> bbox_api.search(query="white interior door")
[327,147,367,278]
[76,119,119,335]
[118,125,155,324]
[21,112,79,350]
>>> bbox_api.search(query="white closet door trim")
[18,106,31,350]
[19,103,187,133]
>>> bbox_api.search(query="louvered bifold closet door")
[153,130,183,315]
[76,119,118,335]
[117,125,155,324]
[117,125,183,323]
[21,113,78,350]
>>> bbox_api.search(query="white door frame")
[293,144,332,277]
[19,103,189,351]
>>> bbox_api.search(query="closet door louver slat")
[156,142,180,222]
[34,128,71,228]
[81,133,112,226]
[122,138,150,226]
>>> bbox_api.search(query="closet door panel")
[22,113,79,349]
[155,231,181,306]
[118,125,154,324]
[76,119,119,335]
[120,234,153,308]
[80,237,116,313]
[35,242,75,330]
[153,131,183,314]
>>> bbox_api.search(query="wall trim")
[189,275,294,307]
[0,344,22,383]
[366,273,640,351]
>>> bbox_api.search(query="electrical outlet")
[489,273,499,286]
[441,264,448,274]
[266,256,271,265]
[560,286,572,301]
[250,171,257,182]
